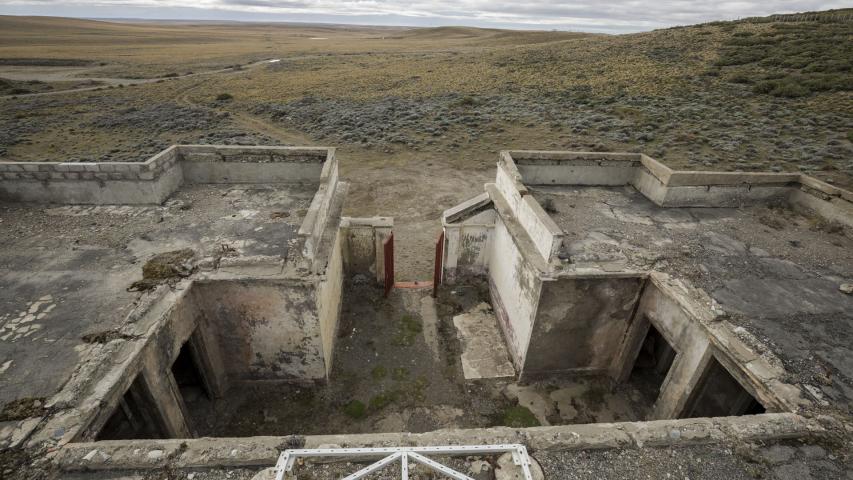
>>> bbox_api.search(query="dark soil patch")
[0,397,45,421]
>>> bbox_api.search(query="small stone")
[760,445,796,464]
[839,284,853,294]
[83,449,99,461]
[799,445,826,459]
[147,450,164,460]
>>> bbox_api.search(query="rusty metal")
[433,231,444,298]
[383,232,394,297]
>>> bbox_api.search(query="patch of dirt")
[81,330,135,343]
[129,248,195,291]
[0,397,45,421]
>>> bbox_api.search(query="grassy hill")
[0,11,851,189]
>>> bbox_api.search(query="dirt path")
[0,58,280,100]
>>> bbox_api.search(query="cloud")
[1,0,849,32]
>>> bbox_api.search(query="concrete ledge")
[0,145,334,206]
[53,413,816,471]
[486,183,549,273]
[499,150,853,233]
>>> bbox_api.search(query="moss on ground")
[342,400,366,419]
[392,314,423,346]
[371,365,387,380]
[501,405,541,428]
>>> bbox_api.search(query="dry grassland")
[0,13,851,278]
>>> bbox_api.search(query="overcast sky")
[0,1,849,33]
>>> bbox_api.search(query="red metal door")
[383,233,394,297]
[433,231,444,298]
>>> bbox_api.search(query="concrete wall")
[0,146,183,204]
[495,154,563,264]
[299,150,340,260]
[317,230,344,378]
[339,217,393,284]
[0,145,333,207]
[179,145,326,184]
[789,177,853,228]
[487,216,543,370]
[192,279,327,382]
[500,150,850,217]
[521,275,645,379]
[511,151,641,186]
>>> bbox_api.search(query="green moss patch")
[392,314,423,346]
[342,400,366,419]
[501,405,540,428]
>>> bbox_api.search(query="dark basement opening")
[171,339,211,404]
[95,376,168,441]
[629,322,677,405]
[682,357,766,418]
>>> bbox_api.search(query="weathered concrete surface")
[522,276,644,378]
[193,280,327,381]
[0,171,346,449]
[53,412,817,471]
[533,184,853,415]
[452,303,515,379]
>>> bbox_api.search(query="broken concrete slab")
[453,303,515,379]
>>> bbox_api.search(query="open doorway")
[171,340,210,403]
[682,356,766,418]
[628,322,677,406]
[96,375,167,440]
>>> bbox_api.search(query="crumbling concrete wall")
[77,286,227,441]
[179,146,326,184]
[511,151,640,186]
[192,280,327,382]
[521,275,645,379]
[441,193,495,284]
[0,145,334,206]
[495,154,563,264]
[0,146,183,204]
[610,280,713,420]
[339,217,393,284]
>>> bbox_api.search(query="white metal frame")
[274,444,534,480]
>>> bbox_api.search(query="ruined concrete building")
[0,146,851,478]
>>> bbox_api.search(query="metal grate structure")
[274,444,534,480]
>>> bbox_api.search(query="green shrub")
[342,400,366,419]
[501,406,540,428]
[752,81,777,94]
[771,80,810,97]
[727,73,753,84]
[216,93,233,101]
